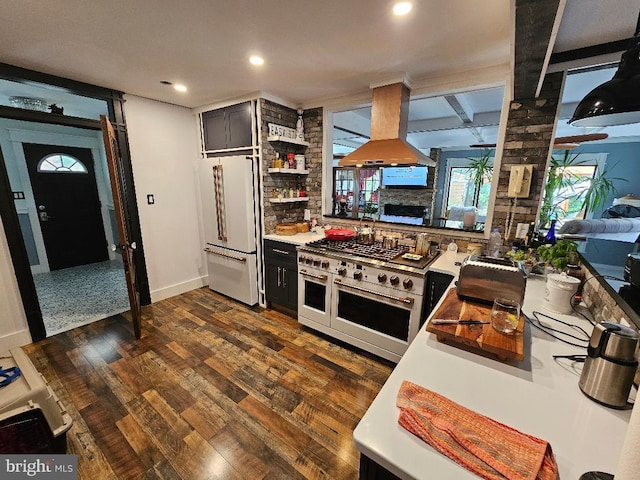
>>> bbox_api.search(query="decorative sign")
[268,123,298,140]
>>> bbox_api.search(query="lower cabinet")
[264,239,298,313]
[359,455,402,480]
[422,271,455,324]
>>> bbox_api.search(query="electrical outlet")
[147,194,155,205]
[12,192,25,200]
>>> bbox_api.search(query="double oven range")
[297,238,439,362]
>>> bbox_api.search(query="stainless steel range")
[297,238,439,362]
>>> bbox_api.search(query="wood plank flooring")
[22,287,394,479]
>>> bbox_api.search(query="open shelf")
[267,135,310,147]
[269,197,310,203]
[268,168,309,174]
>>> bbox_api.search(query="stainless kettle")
[579,322,639,408]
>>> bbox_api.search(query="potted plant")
[536,239,579,271]
[466,149,493,206]
[506,248,538,275]
[539,150,626,228]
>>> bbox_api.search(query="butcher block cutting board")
[426,288,525,361]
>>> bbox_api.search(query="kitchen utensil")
[295,222,310,233]
[324,228,355,241]
[490,297,521,334]
[357,217,376,244]
[457,256,527,306]
[383,236,398,249]
[467,243,483,256]
[543,273,581,314]
[426,289,525,361]
[275,223,298,236]
[415,233,428,255]
[579,321,639,408]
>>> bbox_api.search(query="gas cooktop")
[303,238,440,269]
[305,238,409,262]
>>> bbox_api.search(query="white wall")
[123,95,207,301]
[0,215,32,350]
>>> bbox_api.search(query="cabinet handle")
[272,249,290,255]
[277,266,281,287]
[282,267,287,288]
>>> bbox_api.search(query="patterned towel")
[396,381,558,480]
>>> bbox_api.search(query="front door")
[100,116,142,339]
[23,143,108,271]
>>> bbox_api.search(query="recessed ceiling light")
[174,84,187,93]
[249,55,264,66]
[393,1,413,16]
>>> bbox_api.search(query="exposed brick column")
[491,71,563,242]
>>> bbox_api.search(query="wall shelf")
[267,168,309,175]
[267,135,309,147]
[269,197,310,204]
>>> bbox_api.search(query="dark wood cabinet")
[202,102,252,151]
[264,239,298,313]
[423,271,454,324]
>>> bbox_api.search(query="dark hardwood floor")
[23,287,394,479]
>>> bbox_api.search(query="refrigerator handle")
[212,165,227,242]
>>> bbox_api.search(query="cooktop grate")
[306,239,410,262]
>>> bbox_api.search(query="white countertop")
[353,260,633,479]
[263,231,326,246]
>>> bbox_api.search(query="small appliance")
[456,256,527,305]
[579,322,639,408]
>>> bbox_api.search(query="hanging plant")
[466,149,493,189]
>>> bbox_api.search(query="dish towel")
[396,381,558,480]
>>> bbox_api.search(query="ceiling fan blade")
[552,144,579,150]
[554,133,609,144]
[469,143,497,148]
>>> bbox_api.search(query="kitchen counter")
[263,231,325,246]
[353,261,632,479]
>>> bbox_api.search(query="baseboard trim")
[0,329,33,352]
[150,276,208,303]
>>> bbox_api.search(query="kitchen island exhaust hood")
[339,82,434,167]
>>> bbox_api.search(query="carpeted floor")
[33,259,130,336]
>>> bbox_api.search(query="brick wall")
[260,99,323,233]
[491,72,563,242]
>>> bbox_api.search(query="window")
[540,152,601,227]
[37,154,88,174]
[333,167,381,218]
[442,154,493,227]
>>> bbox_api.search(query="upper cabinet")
[201,102,253,151]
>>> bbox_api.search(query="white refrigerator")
[200,155,259,305]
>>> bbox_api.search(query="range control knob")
[390,275,400,286]
[313,259,321,267]
[403,278,413,289]
[338,267,347,276]
[353,271,363,281]
[306,257,313,264]
[321,260,330,269]
[377,273,387,283]
[299,255,306,263]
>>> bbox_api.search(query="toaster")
[456,255,527,305]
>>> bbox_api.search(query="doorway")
[0,62,150,343]
[23,143,109,270]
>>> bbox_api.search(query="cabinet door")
[226,102,253,149]
[265,262,287,306]
[284,266,299,311]
[426,272,454,315]
[202,109,227,151]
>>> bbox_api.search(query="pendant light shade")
[569,14,640,127]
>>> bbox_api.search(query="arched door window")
[37,154,88,174]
